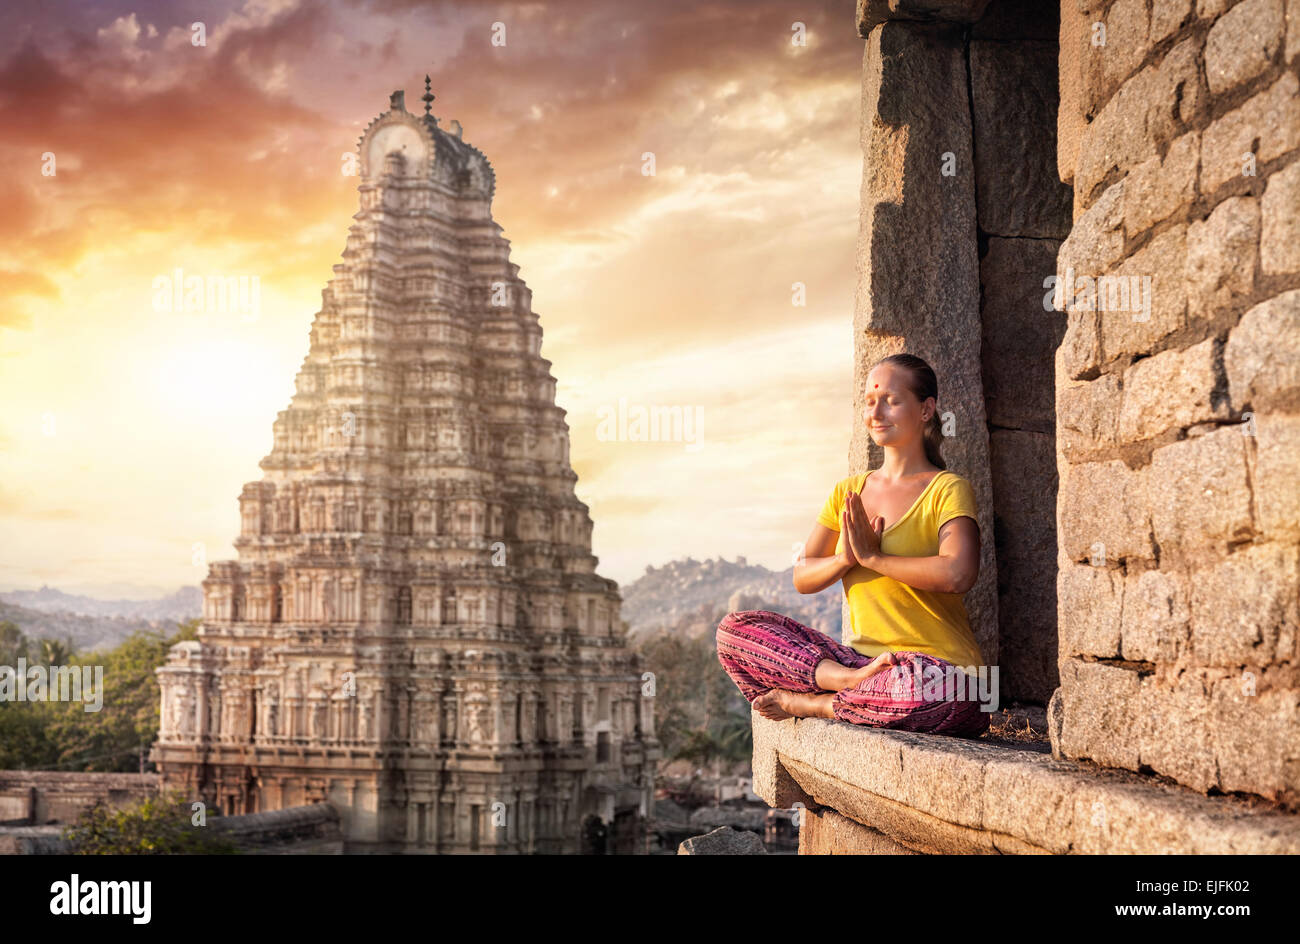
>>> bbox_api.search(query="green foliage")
[635,623,754,769]
[62,788,241,855]
[0,617,200,771]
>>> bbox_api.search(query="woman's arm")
[844,487,980,594]
[793,520,855,594]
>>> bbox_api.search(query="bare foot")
[753,690,795,721]
[844,654,896,689]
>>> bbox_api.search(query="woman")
[715,353,990,738]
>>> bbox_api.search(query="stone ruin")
[149,85,659,853]
[752,0,1300,853]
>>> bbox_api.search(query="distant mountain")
[0,585,202,622]
[619,556,843,641]
[0,599,192,655]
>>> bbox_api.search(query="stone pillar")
[1051,0,1300,805]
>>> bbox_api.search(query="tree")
[63,789,241,855]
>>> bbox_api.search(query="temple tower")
[151,83,658,854]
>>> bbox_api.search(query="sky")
[0,0,864,597]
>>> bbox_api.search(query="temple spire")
[422,75,435,116]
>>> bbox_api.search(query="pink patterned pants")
[716,609,990,738]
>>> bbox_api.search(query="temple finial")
[422,75,435,116]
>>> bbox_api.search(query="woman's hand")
[841,484,884,568]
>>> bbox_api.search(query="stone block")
[1059,561,1124,656]
[1059,307,1103,379]
[990,428,1059,702]
[1055,657,1142,769]
[1254,411,1300,540]
[1188,542,1300,664]
[1261,159,1300,274]
[677,825,767,854]
[1117,336,1229,442]
[1289,0,1300,60]
[1201,72,1300,194]
[1123,130,1199,237]
[1148,425,1253,555]
[1208,674,1300,800]
[1059,458,1155,561]
[1133,671,1219,791]
[1059,0,1088,186]
[1058,371,1121,457]
[1075,38,1204,200]
[981,237,1066,430]
[1083,0,1151,117]
[1057,180,1126,296]
[972,41,1072,237]
[1099,225,1189,364]
[1225,289,1300,411]
[1151,0,1193,44]
[1205,0,1284,95]
[1119,565,1190,662]
[1186,195,1260,316]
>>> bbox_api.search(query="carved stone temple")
[151,85,659,854]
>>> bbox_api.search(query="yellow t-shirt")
[816,469,984,670]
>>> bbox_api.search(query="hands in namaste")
[839,481,884,569]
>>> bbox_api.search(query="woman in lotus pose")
[716,353,990,738]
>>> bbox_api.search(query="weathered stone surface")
[1254,412,1300,540]
[799,807,922,854]
[1225,289,1300,411]
[1123,130,1199,237]
[1059,306,1103,379]
[1261,159,1300,274]
[989,428,1059,702]
[1205,0,1284,95]
[1148,426,1253,556]
[1083,0,1151,118]
[1058,371,1121,456]
[852,19,998,668]
[972,41,1072,237]
[1059,561,1123,656]
[1200,72,1300,194]
[1186,195,1260,316]
[1117,336,1229,442]
[1056,180,1125,306]
[1099,224,1189,364]
[1119,565,1190,662]
[1059,458,1154,562]
[1207,671,1300,800]
[1198,0,1232,17]
[677,825,767,855]
[1132,669,1221,791]
[753,711,1300,853]
[1151,0,1193,44]
[981,237,1066,430]
[1075,38,1205,201]
[1289,0,1300,60]
[1188,542,1300,664]
[1055,658,1143,768]
[1058,0,1087,187]
[856,0,992,35]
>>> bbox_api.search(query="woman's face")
[863,364,933,448]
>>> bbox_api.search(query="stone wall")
[1051,0,1300,805]
[0,771,158,826]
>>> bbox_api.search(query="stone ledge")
[751,713,1300,854]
